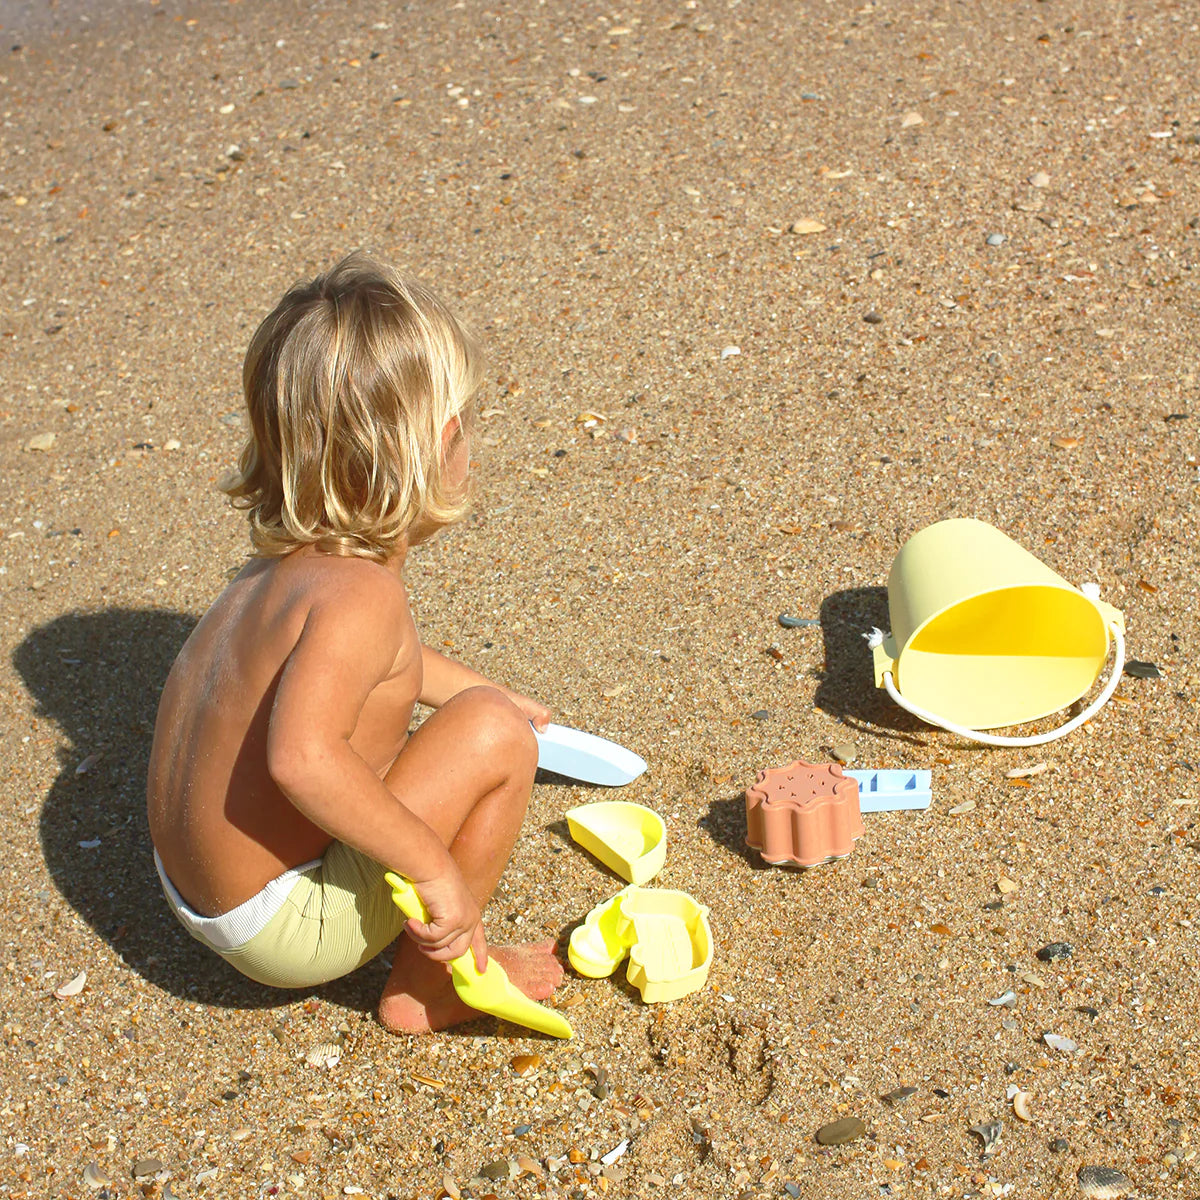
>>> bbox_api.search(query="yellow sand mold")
[566,801,666,885]
[568,885,711,1004]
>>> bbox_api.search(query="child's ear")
[441,413,463,453]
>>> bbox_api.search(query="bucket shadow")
[812,587,930,741]
[12,608,386,1012]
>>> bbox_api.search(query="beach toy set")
[569,884,712,1004]
[385,725,706,1039]
[565,799,712,1004]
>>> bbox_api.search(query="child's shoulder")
[301,554,409,614]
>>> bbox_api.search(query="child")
[146,252,564,1032]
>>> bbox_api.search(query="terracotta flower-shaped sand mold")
[745,759,864,867]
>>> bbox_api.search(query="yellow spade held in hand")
[385,873,573,1040]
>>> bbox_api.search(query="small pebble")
[477,1160,512,1182]
[815,1116,865,1145]
[881,1086,918,1105]
[949,800,977,815]
[750,710,770,721]
[1050,1138,1070,1153]
[1037,942,1073,962]
[862,311,883,324]
[1030,171,1051,188]
[784,1184,801,1199]
[1123,659,1162,679]
[831,743,856,764]
[986,232,1005,246]
[861,875,878,889]
[132,1158,164,1180]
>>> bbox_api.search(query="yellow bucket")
[870,519,1125,744]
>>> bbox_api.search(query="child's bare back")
[146,254,562,1031]
[148,550,419,917]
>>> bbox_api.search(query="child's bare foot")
[378,936,565,1034]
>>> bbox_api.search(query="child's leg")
[375,685,562,1032]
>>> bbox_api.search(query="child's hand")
[402,871,489,970]
[503,689,552,733]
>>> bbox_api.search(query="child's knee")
[453,686,538,775]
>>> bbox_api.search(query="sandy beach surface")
[1,0,1198,1196]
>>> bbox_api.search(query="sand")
[1,0,1197,1196]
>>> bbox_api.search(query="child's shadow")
[12,608,384,1010]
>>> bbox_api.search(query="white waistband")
[153,848,322,952]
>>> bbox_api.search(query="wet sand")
[1,1,1198,1196]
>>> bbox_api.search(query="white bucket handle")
[874,619,1126,748]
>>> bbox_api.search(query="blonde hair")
[222,252,483,560]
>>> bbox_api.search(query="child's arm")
[420,644,551,732]
[266,577,486,966]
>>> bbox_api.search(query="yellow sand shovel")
[384,872,573,1040]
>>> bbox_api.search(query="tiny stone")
[862,311,883,324]
[132,1158,164,1180]
[831,743,856,764]
[815,1116,866,1146]
[750,710,770,721]
[1030,171,1051,188]
[1037,942,1074,962]
[1004,1061,1020,1075]
[881,1086,918,1105]
[784,1184,801,1199]
[986,232,1005,246]
[861,875,878,889]
[1050,1138,1070,1152]
[477,1159,512,1182]
[513,1124,532,1136]
[27,432,56,452]
[986,351,1003,366]
[1123,659,1163,679]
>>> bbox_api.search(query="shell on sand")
[304,1042,342,1069]
[968,1120,1001,1156]
[1078,1165,1133,1198]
